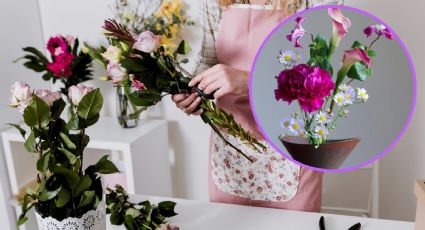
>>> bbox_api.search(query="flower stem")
[369,35,381,49]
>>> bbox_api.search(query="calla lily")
[330,48,371,112]
[364,24,393,40]
[328,8,351,57]
[286,17,306,48]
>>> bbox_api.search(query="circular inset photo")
[250,5,416,172]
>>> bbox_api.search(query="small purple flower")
[363,24,393,40]
[286,17,306,48]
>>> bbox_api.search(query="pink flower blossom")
[68,84,94,106]
[34,89,61,107]
[286,17,306,48]
[158,224,179,230]
[65,35,75,45]
[133,31,161,53]
[275,64,335,113]
[342,48,371,69]
[48,52,74,78]
[328,8,351,55]
[107,62,128,83]
[363,24,393,40]
[10,82,32,106]
[47,36,68,56]
[131,79,146,91]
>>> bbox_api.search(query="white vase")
[35,202,106,230]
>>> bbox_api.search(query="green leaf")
[8,123,26,139]
[351,40,366,50]
[39,185,61,201]
[58,147,78,165]
[67,114,81,130]
[110,211,124,225]
[180,58,189,64]
[77,89,103,127]
[23,96,51,129]
[94,155,119,174]
[129,107,147,120]
[128,90,162,107]
[56,188,70,208]
[51,164,80,189]
[78,190,95,208]
[347,62,370,81]
[158,201,177,217]
[368,49,377,57]
[51,98,66,120]
[121,58,148,74]
[125,208,141,218]
[36,151,51,172]
[73,175,92,198]
[24,131,36,153]
[22,47,49,64]
[175,40,192,56]
[17,216,28,226]
[60,132,77,150]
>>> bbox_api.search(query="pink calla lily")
[286,16,306,48]
[342,48,371,68]
[328,8,351,56]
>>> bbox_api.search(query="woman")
[172,0,343,212]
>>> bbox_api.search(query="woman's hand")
[188,64,250,99]
[171,93,203,116]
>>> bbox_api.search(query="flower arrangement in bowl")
[15,35,93,114]
[274,8,393,169]
[9,82,119,229]
[85,19,266,161]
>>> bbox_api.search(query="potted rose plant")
[274,8,393,169]
[9,82,119,229]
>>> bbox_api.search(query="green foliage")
[107,185,178,230]
[15,89,120,226]
[174,40,192,57]
[347,40,375,82]
[307,34,333,75]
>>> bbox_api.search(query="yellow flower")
[156,23,161,31]
[155,0,183,21]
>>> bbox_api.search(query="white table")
[1,117,172,230]
[107,195,415,230]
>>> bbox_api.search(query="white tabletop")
[2,117,166,149]
[110,195,415,230]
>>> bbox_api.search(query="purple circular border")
[249,5,417,173]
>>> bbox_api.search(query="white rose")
[107,62,128,84]
[68,84,94,106]
[10,82,32,106]
[34,89,61,107]
[102,46,122,63]
[133,31,161,53]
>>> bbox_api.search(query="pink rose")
[133,31,161,53]
[68,84,94,106]
[158,224,179,230]
[107,62,128,83]
[65,35,75,45]
[131,79,146,91]
[34,89,61,107]
[10,82,32,106]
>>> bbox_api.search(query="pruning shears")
[319,216,362,230]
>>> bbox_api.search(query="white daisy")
[281,118,292,129]
[338,84,351,92]
[334,92,347,107]
[278,50,298,67]
[356,88,369,102]
[288,118,304,135]
[315,111,331,124]
[314,125,329,139]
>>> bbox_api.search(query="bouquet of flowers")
[15,35,93,96]
[86,19,266,161]
[275,8,393,147]
[9,82,118,226]
[112,0,194,49]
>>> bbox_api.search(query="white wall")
[346,0,425,221]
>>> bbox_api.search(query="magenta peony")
[47,36,68,56]
[275,64,335,113]
[47,52,74,78]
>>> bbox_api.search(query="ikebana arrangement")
[9,82,118,229]
[103,0,194,128]
[275,8,393,168]
[107,185,178,230]
[15,35,93,100]
[85,19,266,161]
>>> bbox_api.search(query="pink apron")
[208,4,323,212]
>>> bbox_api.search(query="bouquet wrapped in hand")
[86,19,266,161]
